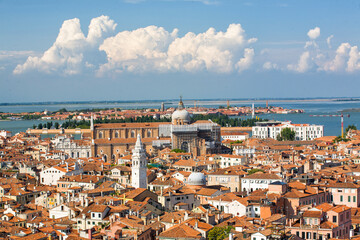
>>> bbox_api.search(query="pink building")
[287,203,351,239]
[327,182,360,208]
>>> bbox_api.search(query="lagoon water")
[1,99,360,136]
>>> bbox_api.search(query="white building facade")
[252,121,323,141]
[218,154,248,168]
[52,135,91,159]
[40,163,83,186]
[241,173,283,193]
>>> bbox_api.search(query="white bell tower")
[131,134,147,189]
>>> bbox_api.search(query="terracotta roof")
[159,222,202,239]
[242,172,281,180]
[303,210,322,218]
[94,122,170,129]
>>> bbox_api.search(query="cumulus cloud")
[263,61,278,70]
[320,43,351,72]
[307,27,320,40]
[347,46,360,72]
[236,48,254,72]
[313,42,360,73]
[0,51,38,73]
[99,23,256,74]
[14,17,256,76]
[0,50,37,61]
[99,26,178,73]
[327,35,334,48]
[14,15,117,75]
[287,51,311,73]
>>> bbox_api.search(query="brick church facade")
[91,99,221,162]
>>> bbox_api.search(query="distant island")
[1,96,360,106]
[333,98,360,102]
[340,108,360,113]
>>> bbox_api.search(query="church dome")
[172,109,191,123]
[172,97,191,124]
[187,172,206,186]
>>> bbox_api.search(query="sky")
[1,0,360,103]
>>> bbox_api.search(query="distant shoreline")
[340,108,360,113]
[0,97,359,106]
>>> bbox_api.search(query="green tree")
[37,123,43,129]
[248,168,264,175]
[46,122,52,129]
[346,124,357,134]
[58,108,68,113]
[54,122,60,129]
[276,127,295,141]
[333,136,350,143]
[171,149,186,153]
[208,226,234,240]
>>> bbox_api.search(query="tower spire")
[178,96,184,110]
[131,134,147,189]
[135,134,143,150]
[90,113,94,131]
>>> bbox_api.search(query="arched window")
[115,131,119,138]
[112,154,116,161]
[131,130,135,138]
[181,142,189,153]
[99,131,103,139]
[103,155,107,162]
[147,130,151,138]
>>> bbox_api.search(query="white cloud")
[347,46,360,72]
[0,51,38,72]
[14,17,256,76]
[320,43,351,72]
[236,48,254,72]
[287,51,311,73]
[99,23,256,74]
[307,27,320,40]
[327,35,334,48]
[285,26,360,74]
[99,25,178,73]
[0,50,37,61]
[14,15,116,75]
[263,61,278,70]
[304,40,318,49]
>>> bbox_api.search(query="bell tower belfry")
[131,134,147,189]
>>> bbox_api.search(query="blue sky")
[1,0,360,102]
